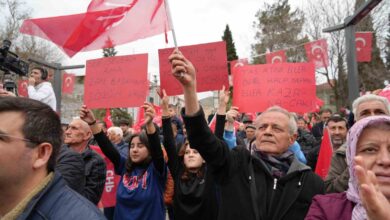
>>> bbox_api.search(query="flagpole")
[164,0,178,48]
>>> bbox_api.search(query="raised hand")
[226,106,240,123]
[355,156,390,220]
[157,89,170,117]
[217,85,230,115]
[141,102,155,125]
[79,105,96,125]
[168,49,196,88]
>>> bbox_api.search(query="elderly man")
[168,50,324,220]
[61,118,106,204]
[0,97,105,219]
[107,126,129,158]
[325,94,390,193]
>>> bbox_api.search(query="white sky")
[27,0,304,76]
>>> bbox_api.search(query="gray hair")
[256,106,298,135]
[352,94,390,116]
[107,126,123,138]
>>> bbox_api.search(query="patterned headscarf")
[346,115,390,220]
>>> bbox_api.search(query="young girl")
[80,104,166,220]
[159,90,218,220]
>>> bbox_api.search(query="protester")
[0,97,105,219]
[27,67,57,111]
[61,118,106,204]
[305,115,390,220]
[118,119,133,143]
[80,103,167,220]
[311,108,332,141]
[107,126,129,158]
[325,94,390,193]
[159,89,219,220]
[169,50,324,220]
[306,114,348,170]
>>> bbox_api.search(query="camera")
[0,40,30,93]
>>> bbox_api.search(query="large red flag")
[266,50,287,64]
[315,127,333,179]
[355,32,372,62]
[104,108,113,128]
[17,79,29,97]
[304,39,329,68]
[20,0,171,57]
[62,73,75,94]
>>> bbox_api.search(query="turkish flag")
[355,32,372,62]
[315,127,333,179]
[133,104,162,132]
[304,39,329,68]
[20,0,171,57]
[17,79,29,97]
[62,73,75,94]
[104,108,113,128]
[230,58,249,85]
[266,50,287,64]
[314,97,324,112]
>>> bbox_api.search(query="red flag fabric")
[20,0,171,57]
[355,32,373,62]
[315,127,333,179]
[133,104,162,132]
[104,108,113,128]
[266,50,287,64]
[304,39,329,68]
[62,73,75,94]
[315,97,324,112]
[230,58,249,69]
[17,79,29,97]
[90,145,120,208]
[208,113,240,132]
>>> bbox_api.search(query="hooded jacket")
[182,108,325,220]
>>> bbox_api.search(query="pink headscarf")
[346,115,390,220]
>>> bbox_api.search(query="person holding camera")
[28,67,56,111]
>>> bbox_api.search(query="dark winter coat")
[182,108,325,220]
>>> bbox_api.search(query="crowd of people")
[0,49,390,220]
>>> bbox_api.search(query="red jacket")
[305,192,355,220]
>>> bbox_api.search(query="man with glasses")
[0,97,105,219]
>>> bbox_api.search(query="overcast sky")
[27,0,305,78]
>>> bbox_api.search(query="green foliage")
[251,0,307,64]
[355,0,387,91]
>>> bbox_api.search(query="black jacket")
[182,108,325,220]
[56,146,85,195]
[17,173,105,220]
[162,117,218,220]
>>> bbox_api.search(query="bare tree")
[0,0,63,65]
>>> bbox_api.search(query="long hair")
[125,130,152,175]
[178,141,206,181]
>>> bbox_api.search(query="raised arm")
[143,102,165,175]
[80,105,121,170]
[214,85,230,139]
[158,89,179,178]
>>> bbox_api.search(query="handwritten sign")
[84,54,148,108]
[158,41,229,95]
[233,63,316,113]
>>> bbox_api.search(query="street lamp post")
[323,0,382,105]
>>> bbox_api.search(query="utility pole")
[323,0,382,105]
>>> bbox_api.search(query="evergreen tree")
[355,0,387,91]
[221,24,238,108]
[251,0,308,64]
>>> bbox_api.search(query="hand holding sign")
[168,49,196,89]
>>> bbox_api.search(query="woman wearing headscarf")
[305,115,390,220]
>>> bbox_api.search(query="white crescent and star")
[64,76,73,87]
[311,45,325,60]
[271,55,283,63]
[355,37,366,52]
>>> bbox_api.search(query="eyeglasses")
[0,133,38,144]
